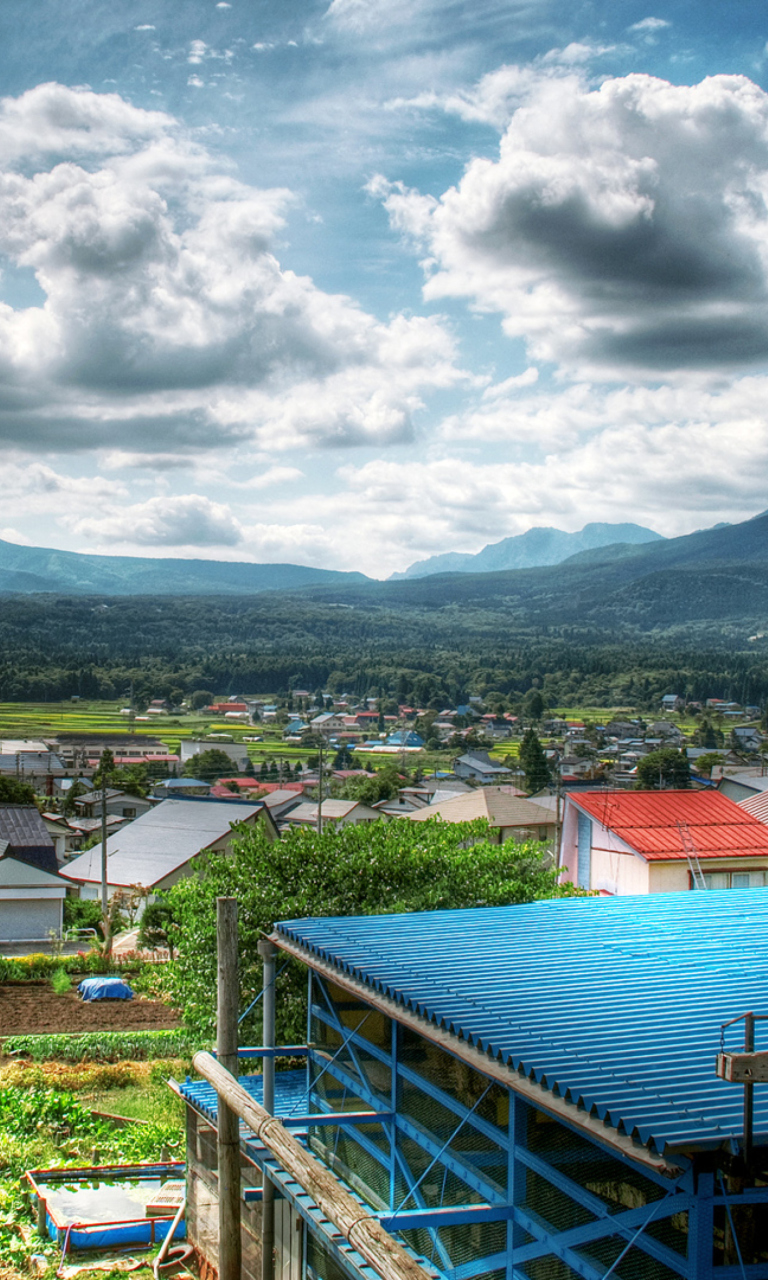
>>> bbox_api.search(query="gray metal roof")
[0,805,58,874]
[274,891,768,1158]
[62,798,263,888]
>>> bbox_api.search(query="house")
[179,738,251,772]
[408,786,554,844]
[309,713,348,736]
[731,725,763,752]
[0,806,67,941]
[717,770,768,803]
[62,796,277,903]
[660,693,683,711]
[153,778,212,799]
[453,750,511,781]
[73,788,153,821]
[281,799,383,829]
[561,789,768,893]
[178,891,768,1280]
[385,730,424,748]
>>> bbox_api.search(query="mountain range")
[0,540,368,596]
[0,512,767,637]
[0,522,662,597]
[389,522,663,579]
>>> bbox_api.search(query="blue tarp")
[78,977,133,1002]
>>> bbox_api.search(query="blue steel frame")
[298,970,768,1280]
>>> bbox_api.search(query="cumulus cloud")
[0,82,462,463]
[376,72,768,376]
[70,494,244,547]
[628,17,670,32]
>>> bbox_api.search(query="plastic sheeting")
[77,977,134,1001]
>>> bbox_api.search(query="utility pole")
[217,897,241,1280]
[317,740,324,835]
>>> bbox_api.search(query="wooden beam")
[716,1050,768,1083]
[192,1050,436,1280]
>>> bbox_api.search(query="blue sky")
[1,0,768,576]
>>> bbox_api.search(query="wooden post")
[258,939,277,1280]
[36,1194,47,1238]
[192,1051,434,1280]
[217,897,241,1280]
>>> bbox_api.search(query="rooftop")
[408,787,548,828]
[62,797,264,888]
[570,789,768,861]
[273,891,768,1159]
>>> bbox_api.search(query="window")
[700,870,766,890]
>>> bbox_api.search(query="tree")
[166,817,575,1041]
[519,728,551,793]
[92,747,115,791]
[137,895,179,959]
[333,746,355,769]
[190,690,214,710]
[522,688,545,721]
[0,776,37,805]
[635,748,691,790]
[182,748,235,783]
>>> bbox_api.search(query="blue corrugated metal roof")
[179,1068,307,1128]
[274,891,768,1158]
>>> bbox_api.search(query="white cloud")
[0,527,34,545]
[0,83,462,462]
[70,494,243,547]
[628,17,670,32]
[376,71,768,377]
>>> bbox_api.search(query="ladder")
[677,820,707,890]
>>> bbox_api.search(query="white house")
[0,806,67,941]
[62,797,277,905]
[561,789,768,894]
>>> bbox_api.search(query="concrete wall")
[186,1109,265,1280]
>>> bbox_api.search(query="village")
[0,686,768,1278]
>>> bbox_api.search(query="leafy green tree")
[522,688,545,721]
[137,895,179,959]
[92,748,115,790]
[519,728,551,793]
[692,751,725,779]
[0,776,37,805]
[166,817,574,1040]
[333,746,355,769]
[635,748,691,790]
[62,778,88,817]
[190,690,214,710]
[182,748,235,783]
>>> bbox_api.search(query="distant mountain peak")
[390,522,664,580]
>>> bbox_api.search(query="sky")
[1,1,768,577]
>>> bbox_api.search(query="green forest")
[0,591,767,710]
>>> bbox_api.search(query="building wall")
[186,1109,265,1280]
[590,845,650,895]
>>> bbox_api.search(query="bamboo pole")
[217,898,242,1280]
[192,1051,434,1280]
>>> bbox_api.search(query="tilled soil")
[0,980,182,1038]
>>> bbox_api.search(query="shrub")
[50,968,70,995]
[2,1029,200,1063]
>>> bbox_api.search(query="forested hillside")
[0,592,767,709]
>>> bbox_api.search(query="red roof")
[572,790,768,861]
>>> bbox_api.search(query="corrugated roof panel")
[571,789,768,860]
[274,892,768,1158]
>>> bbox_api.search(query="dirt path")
[0,981,182,1038]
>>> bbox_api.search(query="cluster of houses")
[5,726,768,943]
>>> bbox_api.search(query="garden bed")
[0,982,182,1038]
